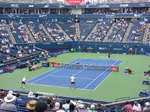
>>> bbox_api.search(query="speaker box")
[142,81,150,85]
[139,91,148,97]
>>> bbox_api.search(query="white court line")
[29,58,85,84]
[47,75,93,80]
[93,60,124,91]
[84,60,119,90]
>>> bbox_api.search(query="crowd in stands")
[108,19,128,42]
[0,41,39,62]
[27,21,51,43]
[90,21,112,41]
[0,0,149,5]
[1,89,150,112]
[0,90,105,112]
[43,21,70,42]
[147,28,150,43]
[0,18,149,43]
[84,7,149,15]
[79,19,97,41]
[8,20,33,43]
[0,17,149,63]
[58,19,76,41]
[127,20,146,42]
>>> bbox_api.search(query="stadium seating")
[79,18,97,41]
[126,20,146,42]
[8,20,32,43]
[57,18,76,40]
[107,19,128,42]
[0,89,150,112]
[42,21,68,42]
[26,21,51,43]
[0,0,150,111]
[89,20,112,41]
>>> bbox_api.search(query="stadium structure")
[0,0,150,111]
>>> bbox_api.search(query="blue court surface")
[27,58,123,90]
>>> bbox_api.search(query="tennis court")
[27,58,123,90]
[0,52,150,101]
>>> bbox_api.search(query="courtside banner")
[110,66,119,71]
[65,0,83,5]
[53,63,60,67]
[0,69,6,74]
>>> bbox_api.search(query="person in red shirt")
[128,68,134,74]
[122,101,133,112]
[107,48,111,58]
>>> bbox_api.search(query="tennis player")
[70,74,76,89]
[20,75,27,89]
[108,48,111,58]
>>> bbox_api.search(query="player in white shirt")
[20,76,27,89]
[70,74,76,88]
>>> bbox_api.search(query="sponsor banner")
[53,63,60,67]
[65,0,83,5]
[99,47,107,50]
[11,4,18,7]
[110,66,119,71]
[113,48,123,50]
[0,69,6,74]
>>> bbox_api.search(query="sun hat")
[4,93,16,103]
[55,102,60,109]
[26,100,37,110]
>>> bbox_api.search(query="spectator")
[132,101,142,111]
[8,90,13,94]
[52,95,60,105]
[34,93,39,100]
[122,101,132,112]
[96,103,104,112]
[76,103,88,112]
[13,93,23,105]
[54,102,60,110]
[26,100,37,112]
[88,104,96,112]
[35,102,47,112]
[46,98,52,108]
[63,99,70,110]
[143,102,150,112]
[0,93,17,111]
[59,101,64,110]
[67,103,78,112]
[28,92,34,98]
[128,48,133,54]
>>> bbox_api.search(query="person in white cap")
[88,104,96,112]
[70,74,76,89]
[0,93,17,111]
[143,102,150,111]
[28,92,34,98]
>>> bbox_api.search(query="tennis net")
[53,63,119,71]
